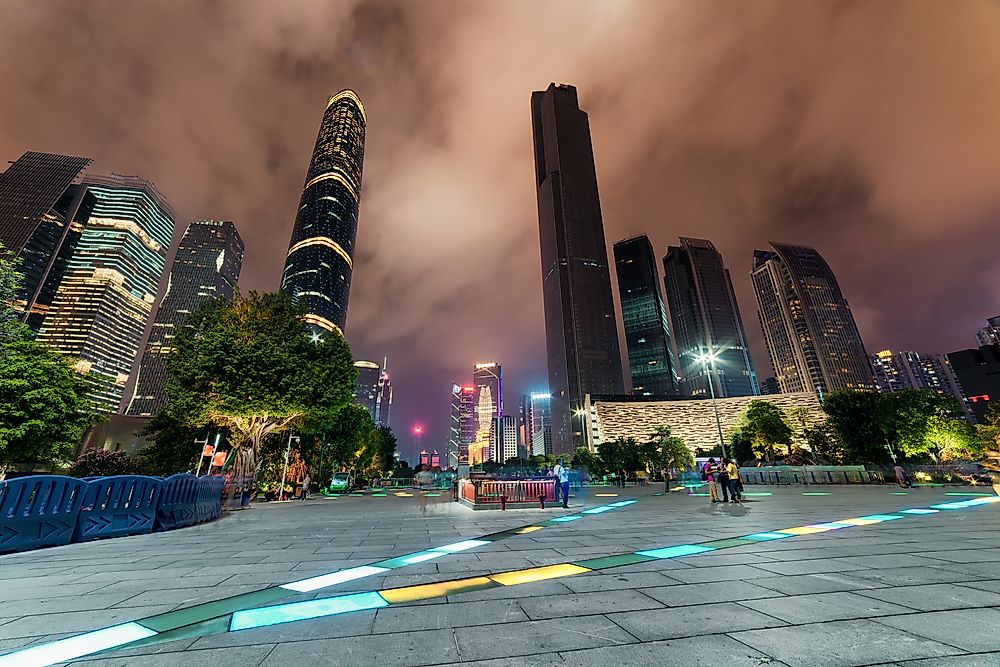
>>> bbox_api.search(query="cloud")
[2,0,1000,451]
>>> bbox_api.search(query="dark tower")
[614,234,679,397]
[531,83,625,453]
[662,237,758,398]
[126,220,243,416]
[280,90,366,335]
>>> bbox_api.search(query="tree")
[68,449,139,477]
[323,404,377,473]
[803,421,843,463]
[164,292,356,483]
[727,428,754,465]
[569,446,598,472]
[645,426,694,488]
[0,243,31,346]
[741,400,792,461]
[925,416,980,463]
[892,389,963,459]
[977,403,1000,455]
[135,412,203,476]
[597,438,642,478]
[823,390,893,463]
[374,426,398,473]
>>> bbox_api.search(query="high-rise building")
[871,350,968,415]
[280,90,366,335]
[376,359,392,429]
[352,358,391,427]
[38,174,176,412]
[662,238,758,398]
[529,392,553,456]
[531,83,625,453]
[760,377,780,395]
[518,394,532,459]
[492,414,518,464]
[977,316,1000,347]
[471,362,502,465]
[751,243,874,396]
[947,344,1000,423]
[614,234,679,397]
[449,384,475,468]
[125,220,243,416]
[0,151,94,328]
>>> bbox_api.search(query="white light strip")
[0,622,156,667]
[279,565,389,594]
[431,540,490,554]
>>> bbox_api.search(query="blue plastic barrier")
[0,475,87,553]
[154,473,199,531]
[74,476,163,543]
[195,476,225,524]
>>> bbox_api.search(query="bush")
[68,449,139,478]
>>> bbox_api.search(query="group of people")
[702,457,743,504]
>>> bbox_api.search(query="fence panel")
[0,475,86,552]
[74,476,163,543]
[155,473,199,531]
[195,476,225,523]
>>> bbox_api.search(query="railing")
[459,478,556,506]
[737,466,885,485]
[0,474,226,553]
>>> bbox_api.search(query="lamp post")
[279,432,299,500]
[694,348,728,459]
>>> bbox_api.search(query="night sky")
[3,1,1000,461]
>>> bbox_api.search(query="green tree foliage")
[375,426,398,473]
[68,449,139,477]
[645,426,694,474]
[891,389,963,459]
[569,446,598,472]
[803,421,844,463]
[323,404,377,473]
[977,403,1000,454]
[163,292,356,482]
[925,415,980,462]
[727,429,754,465]
[135,412,203,476]
[741,400,792,461]
[823,390,893,463]
[597,438,642,477]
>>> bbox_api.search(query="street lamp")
[279,432,300,501]
[693,348,728,459]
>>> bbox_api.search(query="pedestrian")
[893,464,909,488]
[553,458,571,509]
[301,473,311,500]
[717,458,730,503]
[704,458,720,503]
[726,458,742,503]
[550,466,560,503]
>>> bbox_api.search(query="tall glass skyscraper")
[662,237,758,398]
[38,174,176,412]
[353,358,392,427]
[531,83,624,453]
[0,151,93,327]
[125,220,243,416]
[614,234,679,397]
[449,383,475,468]
[529,392,553,456]
[281,90,366,335]
[751,243,874,395]
[472,362,501,465]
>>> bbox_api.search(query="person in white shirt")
[553,459,570,509]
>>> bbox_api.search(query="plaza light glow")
[0,622,157,667]
[279,565,389,593]
[490,564,590,586]
[636,544,715,559]
[431,540,490,554]
[379,577,496,603]
[230,592,388,631]
[900,508,939,514]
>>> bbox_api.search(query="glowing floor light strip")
[280,565,389,593]
[377,551,445,568]
[550,515,582,522]
[231,591,387,631]
[0,622,157,667]
[608,500,637,507]
[582,506,616,514]
[431,540,490,553]
[901,508,939,514]
[744,532,793,541]
[636,544,715,559]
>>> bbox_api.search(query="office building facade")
[948,345,1000,423]
[471,362,501,465]
[492,414,519,464]
[38,174,176,412]
[126,220,243,416]
[449,384,475,468]
[662,237,758,398]
[977,316,1000,347]
[871,349,968,415]
[614,234,679,397]
[531,83,624,453]
[280,90,366,335]
[0,152,95,328]
[530,392,553,456]
[752,243,873,396]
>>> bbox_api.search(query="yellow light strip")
[302,171,359,202]
[833,517,882,526]
[489,564,590,586]
[513,526,543,534]
[286,236,353,270]
[327,89,367,123]
[379,577,495,604]
[302,313,342,336]
[776,526,832,535]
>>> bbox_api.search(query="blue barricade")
[154,473,200,531]
[195,476,225,524]
[74,476,163,542]
[0,475,87,553]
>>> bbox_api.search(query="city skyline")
[4,2,1000,448]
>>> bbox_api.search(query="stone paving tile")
[265,627,459,666]
[517,589,664,620]
[898,653,1000,666]
[609,601,786,641]
[561,571,682,593]
[65,643,275,666]
[0,592,139,617]
[373,599,528,634]
[447,579,576,603]
[730,618,963,667]
[739,591,914,623]
[664,564,777,584]
[556,634,790,667]
[455,616,635,661]
[920,549,1000,564]
[0,605,176,640]
[751,572,882,596]
[876,608,1000,652]
[855,583,1000,612]
[751,558,872,577]
[839,554,955,570]
[640,580,784,607]
[849,566,976,587]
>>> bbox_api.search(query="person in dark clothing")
[717,458,730,503]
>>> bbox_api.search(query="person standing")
[725,458,741,503]
[893,464,911,488]
[704,458,719,503]
[300,472,311,500]
[717,458,730,503]
[553,458,570,509]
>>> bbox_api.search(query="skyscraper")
[0,151,93,327]
[125,220,243,416]
[471,362,501,465]
[977,316,1000,347]
[530,392,553,456]
[38,174,176,412]
[376,359,392,429]
[492,414,518,464]
[871,350,968,415]
[280,90,366,335]
[449,383,475,468]
[352,358,392,427]
[662,238,758,398]
[614,234,679,397]
[948,344,1000,423]
[751,243,874,395]
[531,83,624,453]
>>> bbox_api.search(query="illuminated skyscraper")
[752,243,873,395]
[871,350,967,415]
[0,151,94,328]
[977,316,1000,347]
[280,90,366,335]
[126,220,243,416]
[449,383,475,468]
[471,362,502,465]
[531,83,625,453]
[614,234,679,397]
[492,414,518,464]
[530,392,553,456]
[38,174,176,412]
[353,357,392,427]
[663,238,758,398]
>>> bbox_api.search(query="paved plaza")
[2,485,1000,666]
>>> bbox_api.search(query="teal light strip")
[744,532,793,541]
[230,592,387,631]
[901,508,939,514]
[636,544,715,559]
[0,622,156,667]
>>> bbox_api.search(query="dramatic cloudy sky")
[3,1,1000,459]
